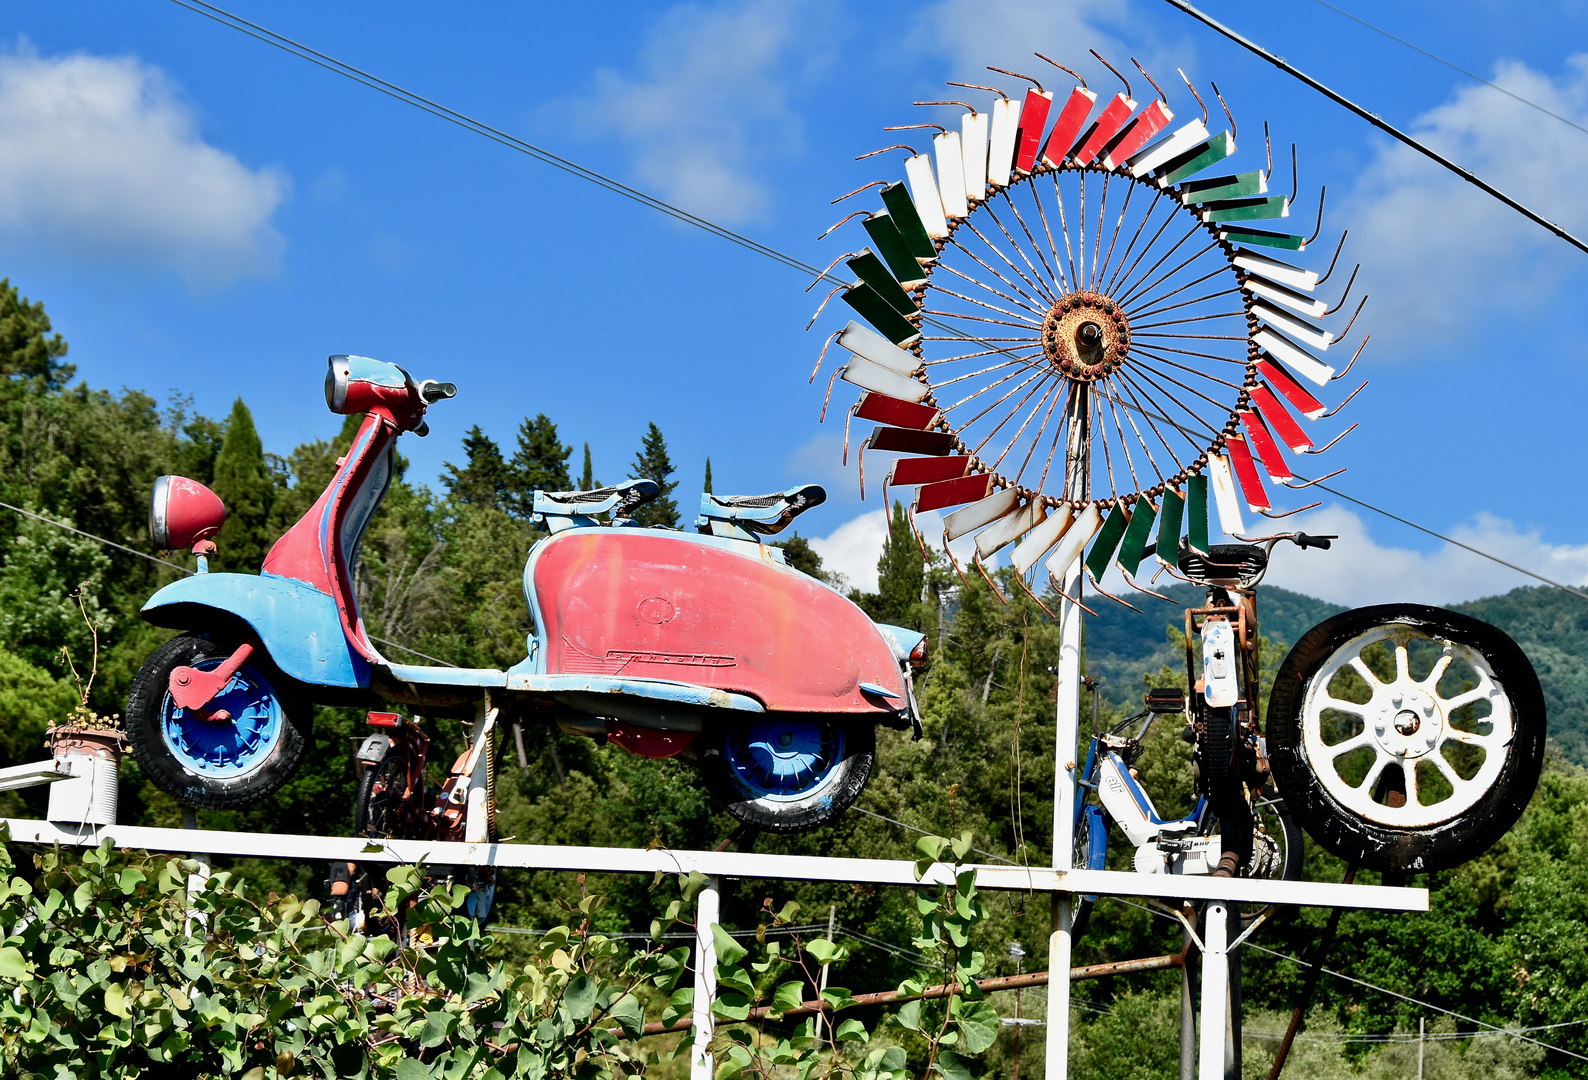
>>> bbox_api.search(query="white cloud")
[0,48,287,284]
[1344,57,1588,351]
[566,0,834,225]
[908,0,1132,79]
[810,507,889,592]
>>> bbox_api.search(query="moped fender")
[356,731,391,766]
[141,572,370,690]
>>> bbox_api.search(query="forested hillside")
[0,275,1585,1076]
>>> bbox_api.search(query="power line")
[170,0,1588,606]
[1161,0,1588,257]
[1306,0,1588,139]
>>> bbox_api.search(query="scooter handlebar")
[1293,532,1334,550]
[417,380,457,404]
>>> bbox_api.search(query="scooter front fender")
[141,572,371,690]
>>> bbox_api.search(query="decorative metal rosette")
[809,52,1367,605]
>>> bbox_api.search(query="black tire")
[699,716,875,832]
[1267,604,1546,873]
[1250,788,1305,881]
[1069,806,1105,941]
[126,634,310,809]
[1200,705,1252,867]
[355,752,417,840]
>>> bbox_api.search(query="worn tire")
[1267,604,1546,873]
[699,716,875,832]
[126,634,311,809]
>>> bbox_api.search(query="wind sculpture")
[810,51,1366,609]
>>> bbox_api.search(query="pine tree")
[0,279,72,390]
[873,501,924,625]
[580,443,595,490]
[628,422,678,528]
[211,398,275,571]
[703,457,713,495]
[505,414,572,517]
[442,426,509,509]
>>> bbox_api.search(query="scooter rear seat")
[533,479,658,527]
[695,484,826,537]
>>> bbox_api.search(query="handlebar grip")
[1296,533,1333,550]
[419,381,457,404]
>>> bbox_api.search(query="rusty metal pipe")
[637,952,1185,1037]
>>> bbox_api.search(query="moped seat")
[533,479,659,530]
[1176,539,1266,587]
[695,484,826,539]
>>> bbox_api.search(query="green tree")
[0,278,71,390]
[867,501,924,626]
[580,442,596,490]
[703,456,713,495]
[441,425,509,510]
[628,422,678,528]
[210,398,275,571]
[505,414,572,516]
[773,534,829,582]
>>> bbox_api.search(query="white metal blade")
[841,356,928,401]
[988,95,1022,188]
[1043,503,1102,582]
[1208,455,1245,536]
[1233,249,1317,292]
[839,321,918,374]
[944,486,1018,541]
[1255,328,1335,386]
[1252,302,1333,350]
[962,110,989,202]
[1126,119,1209,177]
[1244,277,1327,319]
[935,131,970,220]
[1010,504,1074,575]
[976,499,1044,558]
[904,153,949,239]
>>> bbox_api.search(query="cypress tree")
[442,426,508,509]
[211,398,275,571]
[581,443,595,490]
[703,456,713,495]
[873,501,924,625]
[628,422,678,528]
[505,414,572,516]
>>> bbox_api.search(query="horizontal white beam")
[1,817,1427,912]
[0,760,74,794]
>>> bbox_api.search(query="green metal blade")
[879,182,938,261]
[1157,486,1184,559]
[1180,170,1264,204]
[862,214,927,286]
[1186,475,1210,555]
[1203,196,1288,223]
[847,251,918,317]
[1117,498,1158,578]
[1219,226,1304,250]
[840,283,920,345]
[1160,131,1234,186]
[1085,500,1132,581]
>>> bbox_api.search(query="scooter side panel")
[140,572,370,689]
[526,529,905,713]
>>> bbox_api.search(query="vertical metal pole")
[1045,384,1088,1080]
[181,807,209,937]
[1225,908,1242,1079]
[691,878,721,1080]
[1181,924,1197,1080]
[815,903,836,1040]
[1199,903,1229,1080]
[465,696,495,845]
[1417,1017,1425,1080]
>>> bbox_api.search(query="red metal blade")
[1240,410,1292,482]
[1249,384,1313,451]
[1013,89,1054,173]
[1224,435,1271,511]
[889,456,970,486]
[867,426,957,455]
[1042,86,1097,166]
[1102,99,1173,169]
[1072,93,1136,165]
[855,391,941,430]
[1255,359,1325,419]
[916,473,994,512]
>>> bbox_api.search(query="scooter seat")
[695,484,825,538]
[533,479,658,529]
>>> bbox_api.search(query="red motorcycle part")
[149,475,226,550]
[167,641,254,721]
[530,530,906,713]
[606,721,696,759]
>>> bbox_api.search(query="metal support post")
[464,696,496,845]
[182,807,210,937]
[1181,924,1197,1080]
[691,877,720,1080]
[1226,908,1242,1079]
[1045,385,1089,1080]
[1199,903,1229,1080]
[815,903,836,1040]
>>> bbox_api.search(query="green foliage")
[441,426,510,510]
[580,443,596,492]
[858,503,924,627]
[0,278,71,391]
[628,422,678,529]
[702,457,713,496]
[211,398,275,571]
[507,414,573,515]
[772,534,832,584]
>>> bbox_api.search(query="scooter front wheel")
[126,634,311,809]
[698,716,875,832]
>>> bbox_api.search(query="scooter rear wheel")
[126,634,311,809]
[699,715,875,832]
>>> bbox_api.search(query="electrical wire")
[1305,0,1588,140]
[851,805,1019,866]
[166,0,1588,610]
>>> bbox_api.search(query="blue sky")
[7,0,1588,604]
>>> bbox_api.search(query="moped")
[129,355,927,832]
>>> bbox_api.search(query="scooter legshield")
[140,571,371,689]
[523,529,907,715]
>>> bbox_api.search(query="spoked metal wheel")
[1268,604,1546,873]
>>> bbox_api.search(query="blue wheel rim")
[160,658,285,779]
[723,718,844,802]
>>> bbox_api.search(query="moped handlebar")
[1293,532,1333,550]
[417,380,457,404]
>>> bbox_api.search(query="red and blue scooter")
[129,356,925,831]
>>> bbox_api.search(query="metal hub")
[1372,688,1443,760]
[1041,290,1131,382]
